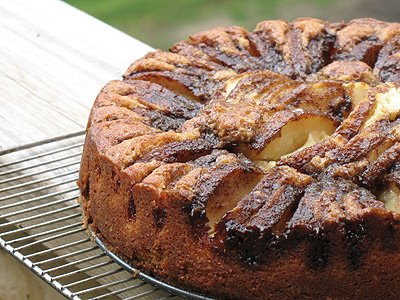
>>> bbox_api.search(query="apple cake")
[78,18,400,299]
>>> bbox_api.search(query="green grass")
[65,0,329,50]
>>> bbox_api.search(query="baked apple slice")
[238,111,336,164]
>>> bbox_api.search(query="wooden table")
[0,0,154,298]
[0,0,153,151]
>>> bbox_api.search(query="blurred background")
[65,0,400,50]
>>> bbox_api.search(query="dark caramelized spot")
[128,189,136,221]
[128,71,213,102]
[309,34,335,72]
[189,150,228,168]
[344,221,366,268]
[308,231,330,270]
[138,139,214,163]
[153,208,167,228]
[222,222,268,265]
[123,79,203,119]
[331,93,352,121]
[335,39,382,67]
[379,58,400,82]
[375,37,400,82]
[386,162,400,186]
[133,108,185,131]
[381,223,399,252]
[82,179,90,199]
[287,29,309,77]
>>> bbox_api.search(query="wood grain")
[0,0,153,150]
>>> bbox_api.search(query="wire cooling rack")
[0,131,193,300]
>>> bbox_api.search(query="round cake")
[78,18,400,299]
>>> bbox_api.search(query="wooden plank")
[0,0,153,150]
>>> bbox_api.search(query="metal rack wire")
[0,131,180,300]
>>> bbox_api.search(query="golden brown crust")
[319,61,378,83]
[78,18,400,299]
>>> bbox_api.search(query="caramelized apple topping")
[87,19,400,259]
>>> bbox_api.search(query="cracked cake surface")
[78,18,400,299]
